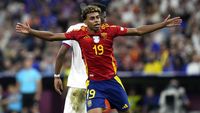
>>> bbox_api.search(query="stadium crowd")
[0,0,200,113]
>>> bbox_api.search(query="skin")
[84,12,101,33]
[16,11,182,113]
[54,45,69,95]
[16,13,182,41]
[54,9,107,95]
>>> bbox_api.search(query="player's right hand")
[16,22,31,34]
[54,77,63,95]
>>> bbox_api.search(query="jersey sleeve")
[64,23,84,40]
[64,31,76,40]
[62,40,72,47]
[62,25,74,47]
[110,25,128,37]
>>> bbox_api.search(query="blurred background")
[0,0,200,113]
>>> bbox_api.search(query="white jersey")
[64,87,86,113]
[62,23,87,89]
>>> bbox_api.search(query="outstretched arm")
[126,15,182,36]
[16,22,66,41]
[54,45,70,95]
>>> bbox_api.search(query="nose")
[94,17,100,23]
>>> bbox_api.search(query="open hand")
[164,15,182,27]
[16,22,31,34]
[54,77,63,95]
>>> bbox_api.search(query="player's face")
[85,12,101,32]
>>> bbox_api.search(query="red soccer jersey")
[64,23,128,81]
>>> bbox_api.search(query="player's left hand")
[164,14,182,27]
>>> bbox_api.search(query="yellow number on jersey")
[86,89,96,99]
[93,44,104,55]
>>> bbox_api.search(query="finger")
[16,25,23,28]
[17,23,24,26]
[177,19,182,24]
[55,85,62,95]
[25,21,30,27]
[169,17,181,22]
[55,88,62,95]
[60,83,63,91]
[164,14,171,21]
[16,30,21,33]
[16,29,21,32]
[173,19,182,24]
[172,17,181,20]
[16,25,22,29]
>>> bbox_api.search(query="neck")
[88,28,99,34]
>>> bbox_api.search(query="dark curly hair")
[81,5,101,20]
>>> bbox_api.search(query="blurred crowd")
[127,79,190,113]
[0,1,199,113]
[0,0,200,77]
[0,78,191,113]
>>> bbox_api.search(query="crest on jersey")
[93,36,100,43]
[101,33,107,39]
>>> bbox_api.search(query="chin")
[93,27,100,31]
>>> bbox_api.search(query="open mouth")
[94,24,100,28]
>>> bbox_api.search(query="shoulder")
[16,70,24,75]
[66,23,87,32]
[100,23,110,30]
[31,68,40,74]
[100,23,121,31]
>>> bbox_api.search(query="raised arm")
[126,15,182,36]
[16,22,66,41]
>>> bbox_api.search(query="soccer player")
[16,5,182,113]
[54,23,88,113]
[54,4,114,113]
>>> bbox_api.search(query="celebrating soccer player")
[16,5,182,113]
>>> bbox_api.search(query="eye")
[90,17,95,21]
[96,16,100,19]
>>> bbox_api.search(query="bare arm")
[55,45,70,74]
[126,15,182,36]
[54,45,70,95]
[16,22,66,41]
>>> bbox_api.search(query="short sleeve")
[64,31,75,40]
[64,23,86,40]
[110,25,128,37]
[62,40,72,47]
[62,25,74,46]
[66,25,74,32]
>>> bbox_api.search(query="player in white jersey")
[54,23,88,113]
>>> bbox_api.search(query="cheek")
[88,21,94,26]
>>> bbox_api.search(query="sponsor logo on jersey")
[87,100,92,107]
[93,36,100,43]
